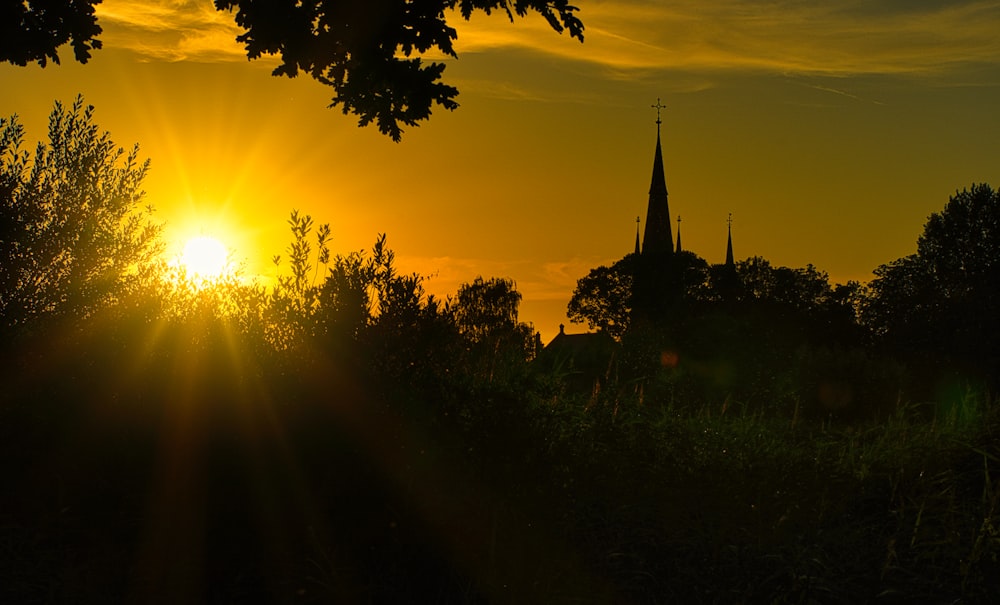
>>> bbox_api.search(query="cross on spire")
[651,98,666,125]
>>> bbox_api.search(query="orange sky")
[3,0,999,342]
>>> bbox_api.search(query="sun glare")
[180,235,231,281]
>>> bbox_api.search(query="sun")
[179,235,231,281]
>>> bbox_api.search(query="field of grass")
[2,332,997,603]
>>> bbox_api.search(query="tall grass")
[519,382,1000,603]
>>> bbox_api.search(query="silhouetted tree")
[215,0,584,140]
[569,251,712,340]
[736,257,832,311]
[0,97,161,331]
[3,1,584,141]
[453,276,538,384]
[567,254,635,340]
[725,257,867,349]
[317,249,373,350]
[264,210,332,350]
[708,262,742,303]
[864,183,1000,379]
[670,250,712,303]
[0,0,102,66]
[454,276,518,340]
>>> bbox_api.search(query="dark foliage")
[0,97,161,334]
[567,254,635,340]
[865,183,1000,389]
[0,0,102,66]
[3,2,584,140]
[213,0,585,140]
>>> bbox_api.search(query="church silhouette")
[540,100,739,381]
[632,99,740,324]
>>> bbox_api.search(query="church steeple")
[675,216,682,253]
[641,99,673,258]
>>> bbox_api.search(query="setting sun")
[179,235,230,280]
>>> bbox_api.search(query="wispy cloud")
[455,0,1000,77]
[94,0,1000,78]
[97,0,247,62]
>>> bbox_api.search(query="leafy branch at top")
[3,1,585,141]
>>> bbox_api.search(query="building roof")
[536,325,617,386]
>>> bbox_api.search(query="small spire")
[725,213,735,266]
[634,216,641,255]
[675,215,682,253]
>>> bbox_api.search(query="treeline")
[0,98,541,405]
[568,183,1000,422]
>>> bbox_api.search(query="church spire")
[634,216,641,255]
[641,98,673,258]
[725,213,735,266]
[675,216,682,253]
[716,213,741,303]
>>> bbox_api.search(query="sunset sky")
[3,0,999,341]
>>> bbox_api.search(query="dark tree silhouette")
[724,256,867,349]
[0,97,161,330]
[865,183,1000,376]
[735,257,834,311]
[3,1,584,140]
[454,276,523,342]
[569,251,713,339]
[453,276,538,383]
[567,254,635,340]
[214,0,584,141]
[0,0,102,66]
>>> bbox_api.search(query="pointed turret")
[675,216,682,253]
[634,216,641,255]
[725,213,735,267]
[641,100,673,258]
[714,213,741,303]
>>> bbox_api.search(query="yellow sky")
[3,0,999,342]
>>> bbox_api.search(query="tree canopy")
[0,97,161,331]
[3,1,585,141]
[864,183,1000,374]
[215,0,584,140]
[453,276,539,383]
[0,0,102,67]
[735,256,832,311]
[567,255,635,340]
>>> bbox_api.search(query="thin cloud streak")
[95,1,1000,76]
[455,0,1000,77]
[806,83,885,105]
